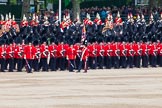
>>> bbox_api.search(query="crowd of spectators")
[39,5,162,22]
[80,6,162,21]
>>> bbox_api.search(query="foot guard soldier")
[150,39,157,67]
[112,41,120,69]
[127,41,134,68]
[77,43,89,73]
[57,41,67,71]
[120,41,127,68]
[97,42,105,69]
[74,43,81,70]
[33,40,40,72]
[14,37,23,72]
[66,44,77,72]
[6,38,14,72]
[141,39,149,68]
[134,41,142,68]
[104,40,113,69]
[88,42,97,69]
[159,38,162,67]
[48,38,57,71]
[24,37,34,73]
[0,39,6,72]
[39,37,49,71]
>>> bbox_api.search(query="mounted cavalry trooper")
[20,14,29,28]
[93,13,103,39]
[114,11,123,37]
[60,15,67,33]
[30,14,37,27]
[102,13,114,41]
[11,15,19,32]
[0,14,5,35]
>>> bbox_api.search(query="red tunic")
[119,43,127,57]
[24,45,35,59]
[134,43,142,56]
[80,47,89,61]
[57,44,67,58]
[30,20,36,26]
[48,44,58,58]
[0,45,6,59]
[115,17,123,25]
[127,43,135,56]
[88,44,97,57]
[74,44,81,58]
[66,46,77,60]
[14,45,23,59]
[159,43,162,56]
[112,43,120,57]
[20,20,29,27]
[104,43,113,56]
[6,45,14,59]
[40,44,49,58]
[149,43,157,56]
[33,45,40,59]
[97,44,105,57]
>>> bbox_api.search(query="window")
[135,0,149,5]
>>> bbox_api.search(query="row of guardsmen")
[0,36,162,73]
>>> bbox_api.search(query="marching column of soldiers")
[0,11,162,73]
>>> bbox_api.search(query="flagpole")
[59,0,62,22]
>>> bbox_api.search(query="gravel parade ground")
[0,68,162,108]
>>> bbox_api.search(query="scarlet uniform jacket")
[97,44,105,57]
[6,45,14,59]
[94,18,102,25]
[0,45,6,58]
[119,43,127,57]
[112,42,120,56]
[80,47,89,61]
[20,20,28,27]
[57,44,68,58]
[104,43,113,56]
[74,44,81,58]
[133,43,141,56]
[114,17,123,25]
[141,43,148,56]
[30,20,36,27]
[66,46,77,60]
[48,44,58,58]
[32,46,40,59]
[158,43,162,56]
[40,44,49,58]
[127,43,135,56]
[88,44,97,57]
[149,43,157,56]
[14,45,23,59]
[24,45,35,59]
[11,20,17,28]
